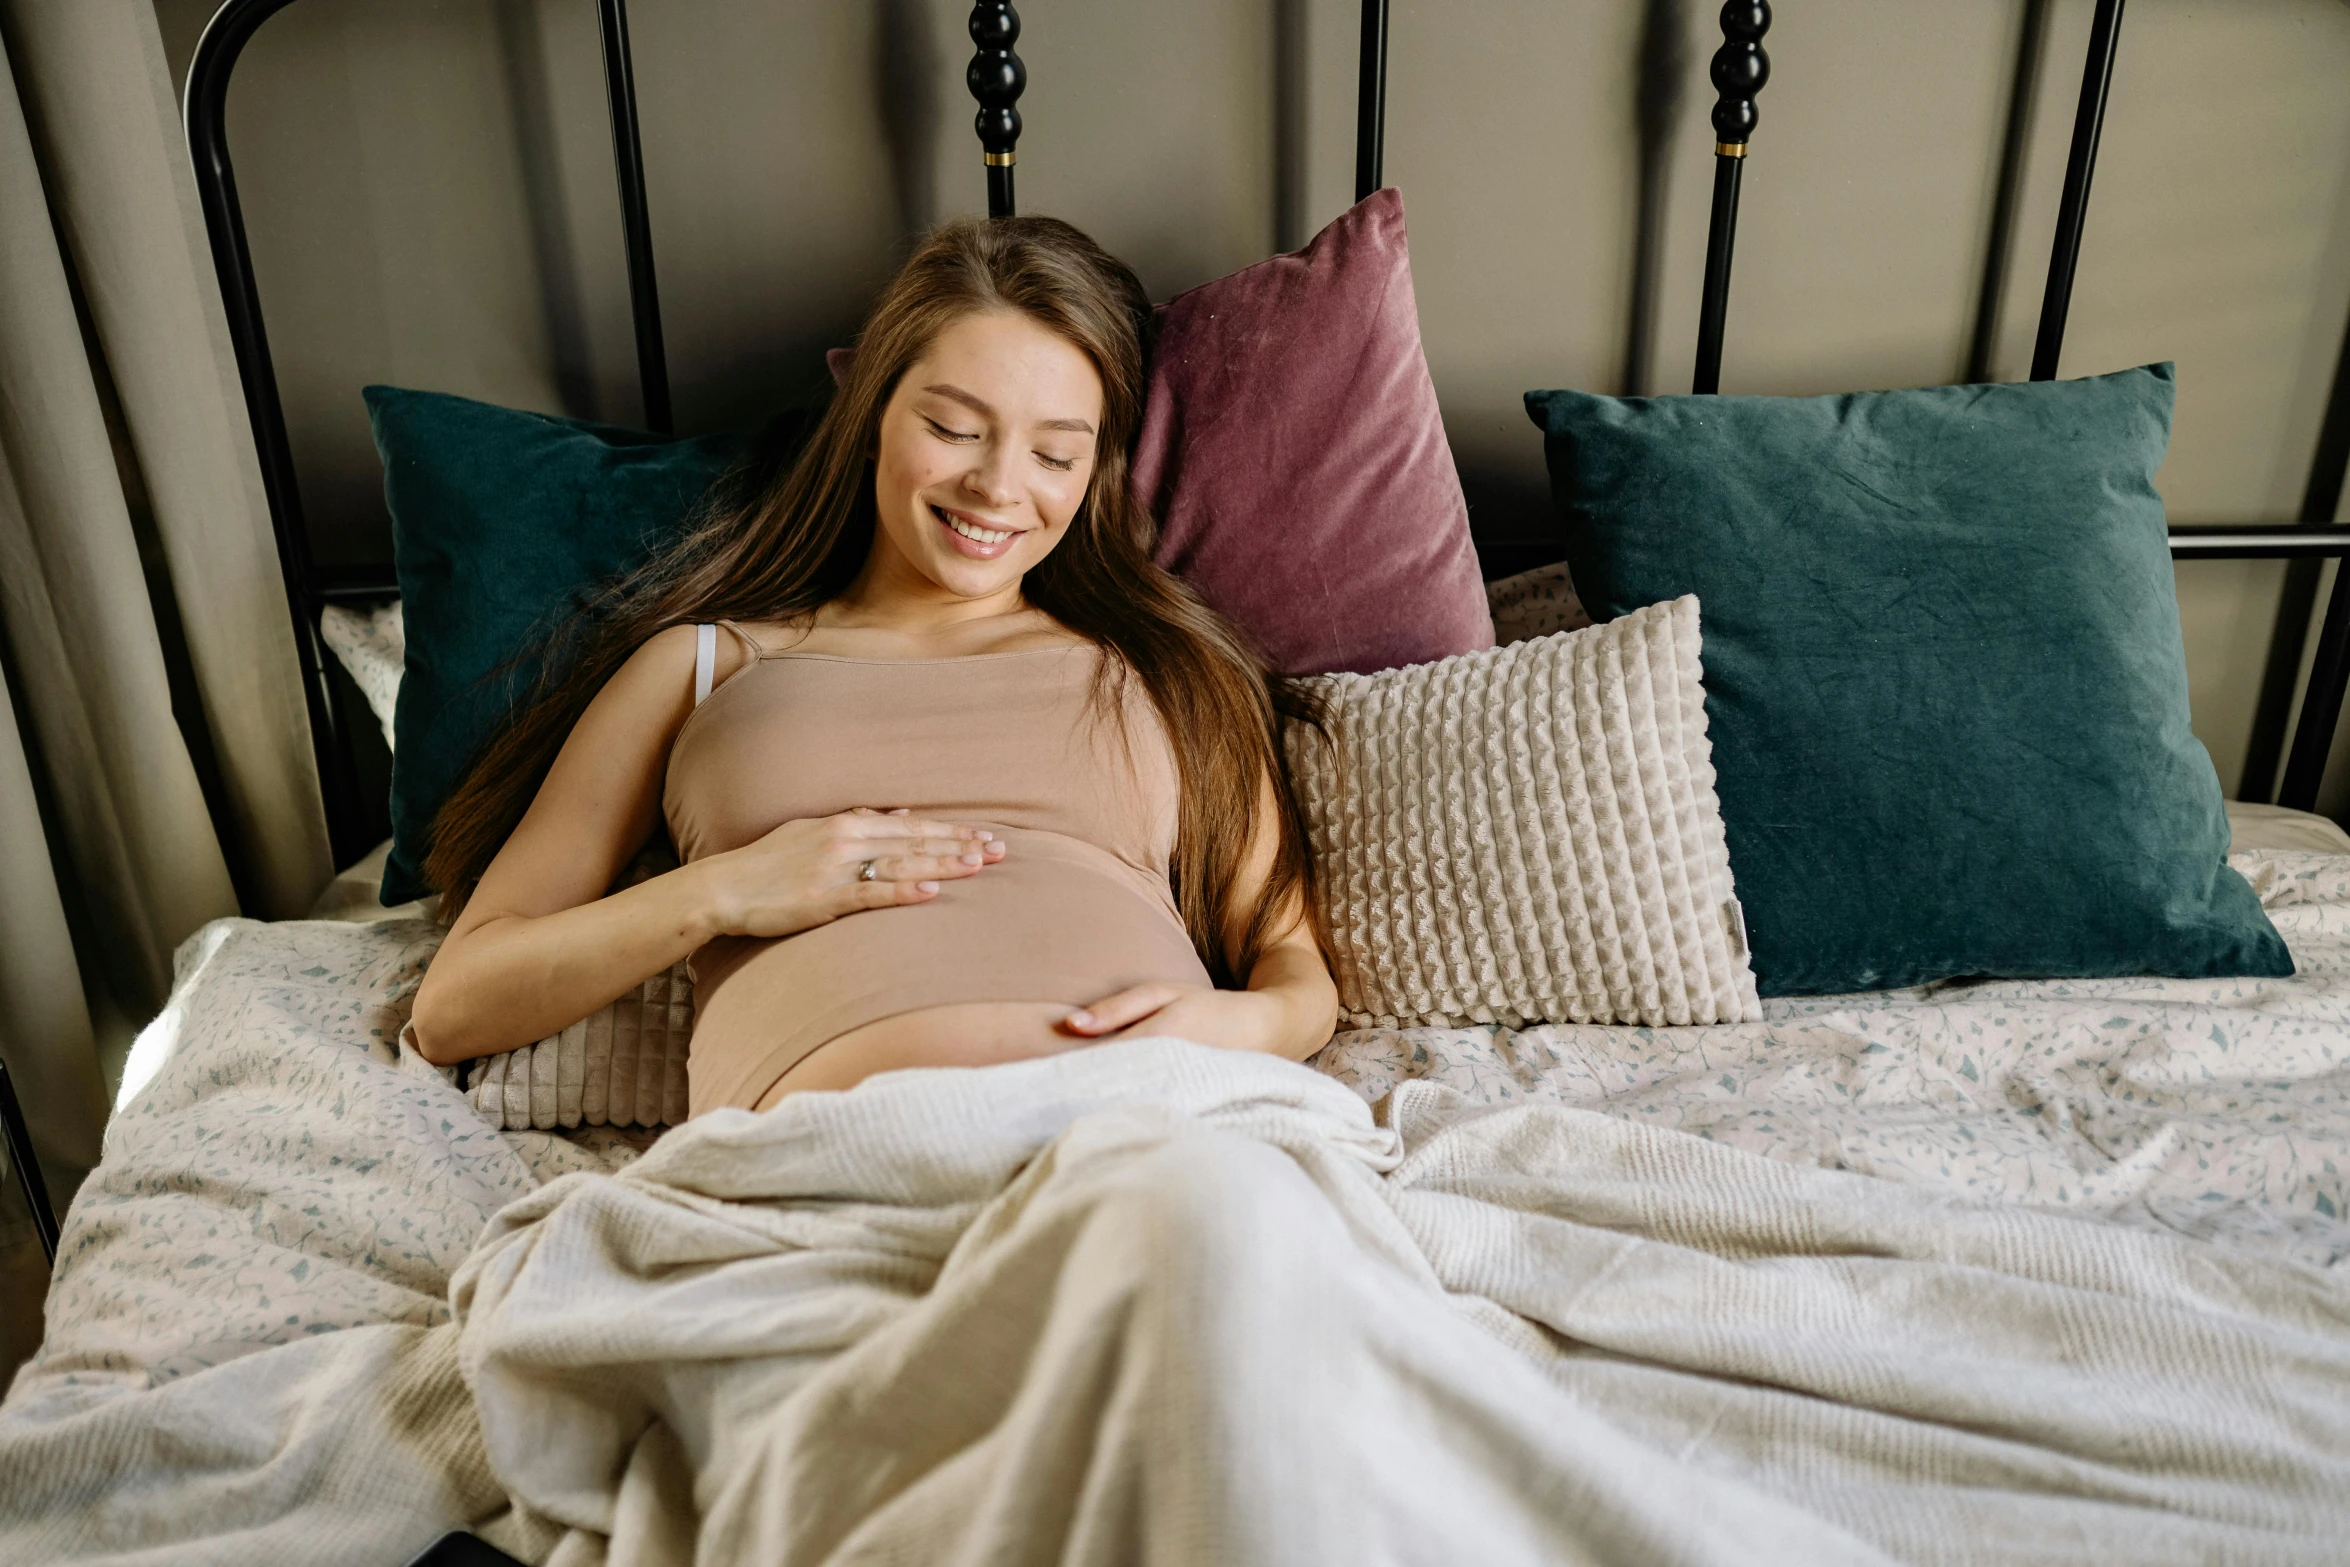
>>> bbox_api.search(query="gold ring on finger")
[857,858,879,882]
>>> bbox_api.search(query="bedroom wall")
[150,0,2350,812]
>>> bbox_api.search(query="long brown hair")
[425,215,1322,985]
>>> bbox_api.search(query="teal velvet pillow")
[1524,363,2290,996]
[368,387,756,906]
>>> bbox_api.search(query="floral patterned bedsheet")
[4,916,641,1415]
[11,848,2346,1417]
[1319,849,2350,1269]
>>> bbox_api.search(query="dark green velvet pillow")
[1523,363,2289,996]
[368,387,755,906]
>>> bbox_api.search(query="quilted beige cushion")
[1288,594,1760,1029]
[462,962,693,1131]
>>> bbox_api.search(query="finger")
[862,852,991,882]
[843,815,995,845]
[869,830,1004,863]
[901,836,1002,863]
[847,839,996,875]
[1062,984,1183,1035]
[850,837,979,865]
[834,877,940,915]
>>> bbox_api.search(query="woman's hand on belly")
[1058,934,1340,1063]
[697,808,1005,939]
[1058,982,1300,1057]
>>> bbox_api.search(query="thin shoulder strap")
[714,619,767,659]
[692,624,716,707]
[693,619,770,707]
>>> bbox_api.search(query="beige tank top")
[663,624,1212,1114]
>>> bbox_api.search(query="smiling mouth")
[932,503,1020,553]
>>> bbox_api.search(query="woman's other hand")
[1059,983,1292,1056]
[1062,910,1339,1062]
[695,807,1003,940]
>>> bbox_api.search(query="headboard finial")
[1692,0,1771,393]
[1709,0,1771,150]
[967,2,1025,217]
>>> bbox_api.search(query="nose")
[961,439,1020,510]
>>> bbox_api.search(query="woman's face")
[867,309,1104,605]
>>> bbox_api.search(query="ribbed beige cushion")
[463,963,692,1131]
[1288,594,1760,1029]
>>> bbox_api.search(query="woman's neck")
[825,525,1041,642]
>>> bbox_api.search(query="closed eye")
[925,418,980,443]
[1035,452,1078,472]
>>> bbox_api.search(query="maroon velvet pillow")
[1132,189,1493,675]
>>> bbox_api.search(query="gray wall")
[154,0,2350,808]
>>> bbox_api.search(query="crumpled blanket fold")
[453,1038,2350,1566]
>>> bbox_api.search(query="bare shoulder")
[626,622,702,678]
[555,624,705,752]
[592,629,690,709]
[633,619,767,690]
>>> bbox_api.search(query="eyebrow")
[922,383,1096,435]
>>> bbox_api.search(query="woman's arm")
[1061,769,1339,1061]
[410,626,1002,1065]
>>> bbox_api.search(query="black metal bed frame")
[7,0,2346,1264]
[1,1057,59,1266]
[181,0,2350,861]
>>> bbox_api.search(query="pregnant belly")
[686,827,1211,1117]
[751,1001,1090,1108]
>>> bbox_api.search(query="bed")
[5,2,2350,1563]
[3,808,2346,1562]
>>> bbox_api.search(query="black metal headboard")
[186,0,2350,870]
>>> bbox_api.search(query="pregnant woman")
[408,216,1337,1113]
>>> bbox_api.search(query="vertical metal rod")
[1691,2,1771,396]
[1273,0,1307,250]
[2028,0,2125,382]
[2240,311,2350,804]
[1354,0,1389,200]
[595,0,672,433]
[2278,569,2350,813]
[1966,0,2050,384]
[2308,315,2350,540]
[2242,556,2326,804]
[968,3,1025,217]
[185,0,370,870]
[2272,315,2350,812]
[1692,160,1744,396]
[1623,0,1687,397]
[0,1059,59,1267]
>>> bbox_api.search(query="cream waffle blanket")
[451,1037,2350,1566]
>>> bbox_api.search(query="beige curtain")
[0,0,331,1357]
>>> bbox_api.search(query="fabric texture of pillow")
[2225,802,2350,857]
[1486,560,1591,645]
[1288,595,1760,1029]
[369,387,754,905]
[1526,363,2290,996]
[319,600,404,752]
[1133,189,1494,675]
[461,962,692,1131]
